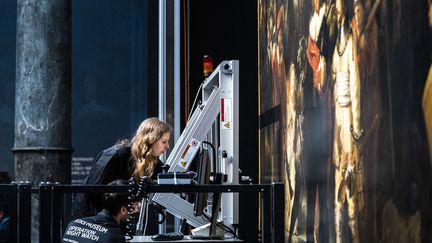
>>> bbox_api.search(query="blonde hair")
[131,117,171,179]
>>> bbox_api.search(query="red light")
[203,55,213,78]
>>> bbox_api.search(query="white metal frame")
[152,60,239,229]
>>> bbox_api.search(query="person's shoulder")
[71,215,95,224]
[71,213,108,226]
[116,143,130,152]
[0,216,10,230]
[116,144,131,161]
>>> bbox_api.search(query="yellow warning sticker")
[222,121,231,130]
[181,161,187,167]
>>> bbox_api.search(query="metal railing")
[1,183,284,243]
[0,182,31,243]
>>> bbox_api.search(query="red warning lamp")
[203,55,213,78]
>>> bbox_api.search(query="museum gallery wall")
[258,0,432,242]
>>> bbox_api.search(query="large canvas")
[258,0,432,242]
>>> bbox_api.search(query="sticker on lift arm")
[177,138,200,169]
[221,98,232,130]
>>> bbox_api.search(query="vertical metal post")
[158,1,167,233]
[5,184,18,243]
[174,0,181,142]
[261,187,271,243]
[159,0,166,233]
[39,183,52,243]
[17,182,31,243]
[52,184,62,243]
[185,0,190,118]
[173,0,182,231]
[271,183,284,243]
[219,61,240,226]
[159,0,167,122]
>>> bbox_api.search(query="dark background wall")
[70,0,159,183]
[0,1,17,177]
[188,0,259,241]
[188,1,258,176]
[0,0,159,182]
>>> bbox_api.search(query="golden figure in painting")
[331,0,364,242]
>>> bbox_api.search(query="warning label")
[178,138,200,168]
[222,121,231,129]
[191,139,199,148]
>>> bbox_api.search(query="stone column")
[14,0,71,241]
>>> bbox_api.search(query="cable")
[187,82,203,122]
[202,141,216,174]
[143,198,150,235]
[199,141,238,239]
[200,213,238,238]
[125,178,138,239]
[203,214,238,238]
[127,176,153,236]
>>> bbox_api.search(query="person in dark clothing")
[62,180,130,243]
[0,203,10,243]
[72,117,171,234]
[73,140,134,219]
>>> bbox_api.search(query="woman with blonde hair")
[131,117,171,180]
[72,117,171,219]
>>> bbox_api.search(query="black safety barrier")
[0,182,32,243]
[38,183,284,243]
[39,183,131,243]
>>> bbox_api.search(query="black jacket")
[62,210,126,243]
[72,144,164,219]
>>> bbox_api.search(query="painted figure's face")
[151,132,170,157]
[336,0,344,24]
[354,3,365,30]
[313,0,320,13]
